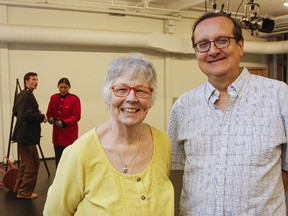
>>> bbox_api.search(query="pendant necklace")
[110,125,143,174]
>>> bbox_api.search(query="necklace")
[110,125,143,174]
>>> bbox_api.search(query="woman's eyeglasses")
[111,84,153,99]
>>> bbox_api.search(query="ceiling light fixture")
[241,0,274,35]
[284,1,288,7]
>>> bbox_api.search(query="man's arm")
[282,169,288,192]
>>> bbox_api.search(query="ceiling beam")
[166,0,204,10]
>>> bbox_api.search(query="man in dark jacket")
[12,72,46,199]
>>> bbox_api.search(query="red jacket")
[46,93,81,146]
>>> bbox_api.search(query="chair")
[0,158,18,190]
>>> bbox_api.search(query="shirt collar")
[26,88,33,93]
[204,67,251,104]
[230,67,251,98]
[60,93,69,98]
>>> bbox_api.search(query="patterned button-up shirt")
[168,68,288,215]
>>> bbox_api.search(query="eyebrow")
[115,83,149,87]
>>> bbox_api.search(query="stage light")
[240,0,275,34]
[241,16,275,33]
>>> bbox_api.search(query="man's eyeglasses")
[111,84,153,99]
[194,36,236,53]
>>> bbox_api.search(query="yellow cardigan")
[43,126,174,216]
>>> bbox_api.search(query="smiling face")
[110,72,152,128]
[194,16,244,84]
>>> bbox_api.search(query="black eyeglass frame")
[193,36,236,53]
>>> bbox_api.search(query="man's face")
[25,76,38,91]
[193,16,244,82]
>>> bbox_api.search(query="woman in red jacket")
[46,78,81,167]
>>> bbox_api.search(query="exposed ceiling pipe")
[144,0,150,8]
[0,24,287,54]
[244,40,288,54]
[1,0,287,33]
[0,0,182,20]
[166,0,204,11]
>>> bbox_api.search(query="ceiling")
[145,0,288,36]
[139,0,287,17]
[1,0,288,36]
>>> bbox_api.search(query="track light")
[240,0,274,35]
[241,16,275,33]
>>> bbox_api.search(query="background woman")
[46,77,81,167]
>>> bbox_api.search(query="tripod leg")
[17,143,20,168]
[7,79,22,170]
[37,144,50,177]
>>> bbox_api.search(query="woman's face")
[110,72,153,127]
[58,83,70,96]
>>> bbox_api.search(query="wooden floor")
[0,159,182,215]
[7,159,287,215]
[0,159,56,216]
[1,160,287,216]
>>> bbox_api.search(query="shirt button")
[136,177,141,182]
[141,196,146,200]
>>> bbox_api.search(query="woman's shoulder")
[49,93,61,100]
[67,93,80,99]
[66,128,98,153]
[149,125,166,134]
[147,125,170,143]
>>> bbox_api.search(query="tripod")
[6,79,50,176]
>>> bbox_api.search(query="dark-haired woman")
[46,78,81,167]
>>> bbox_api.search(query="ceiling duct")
[0,24,287,54]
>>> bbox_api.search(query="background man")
[12,72,46,199]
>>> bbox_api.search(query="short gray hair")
[103,53,157,108]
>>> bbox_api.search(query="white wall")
[0,5,268,160]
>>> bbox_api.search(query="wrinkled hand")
[55,120,65,128]
[48,117,55,124]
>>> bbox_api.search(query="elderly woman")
[43,53,174,216]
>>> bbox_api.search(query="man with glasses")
[168,12,288,215]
